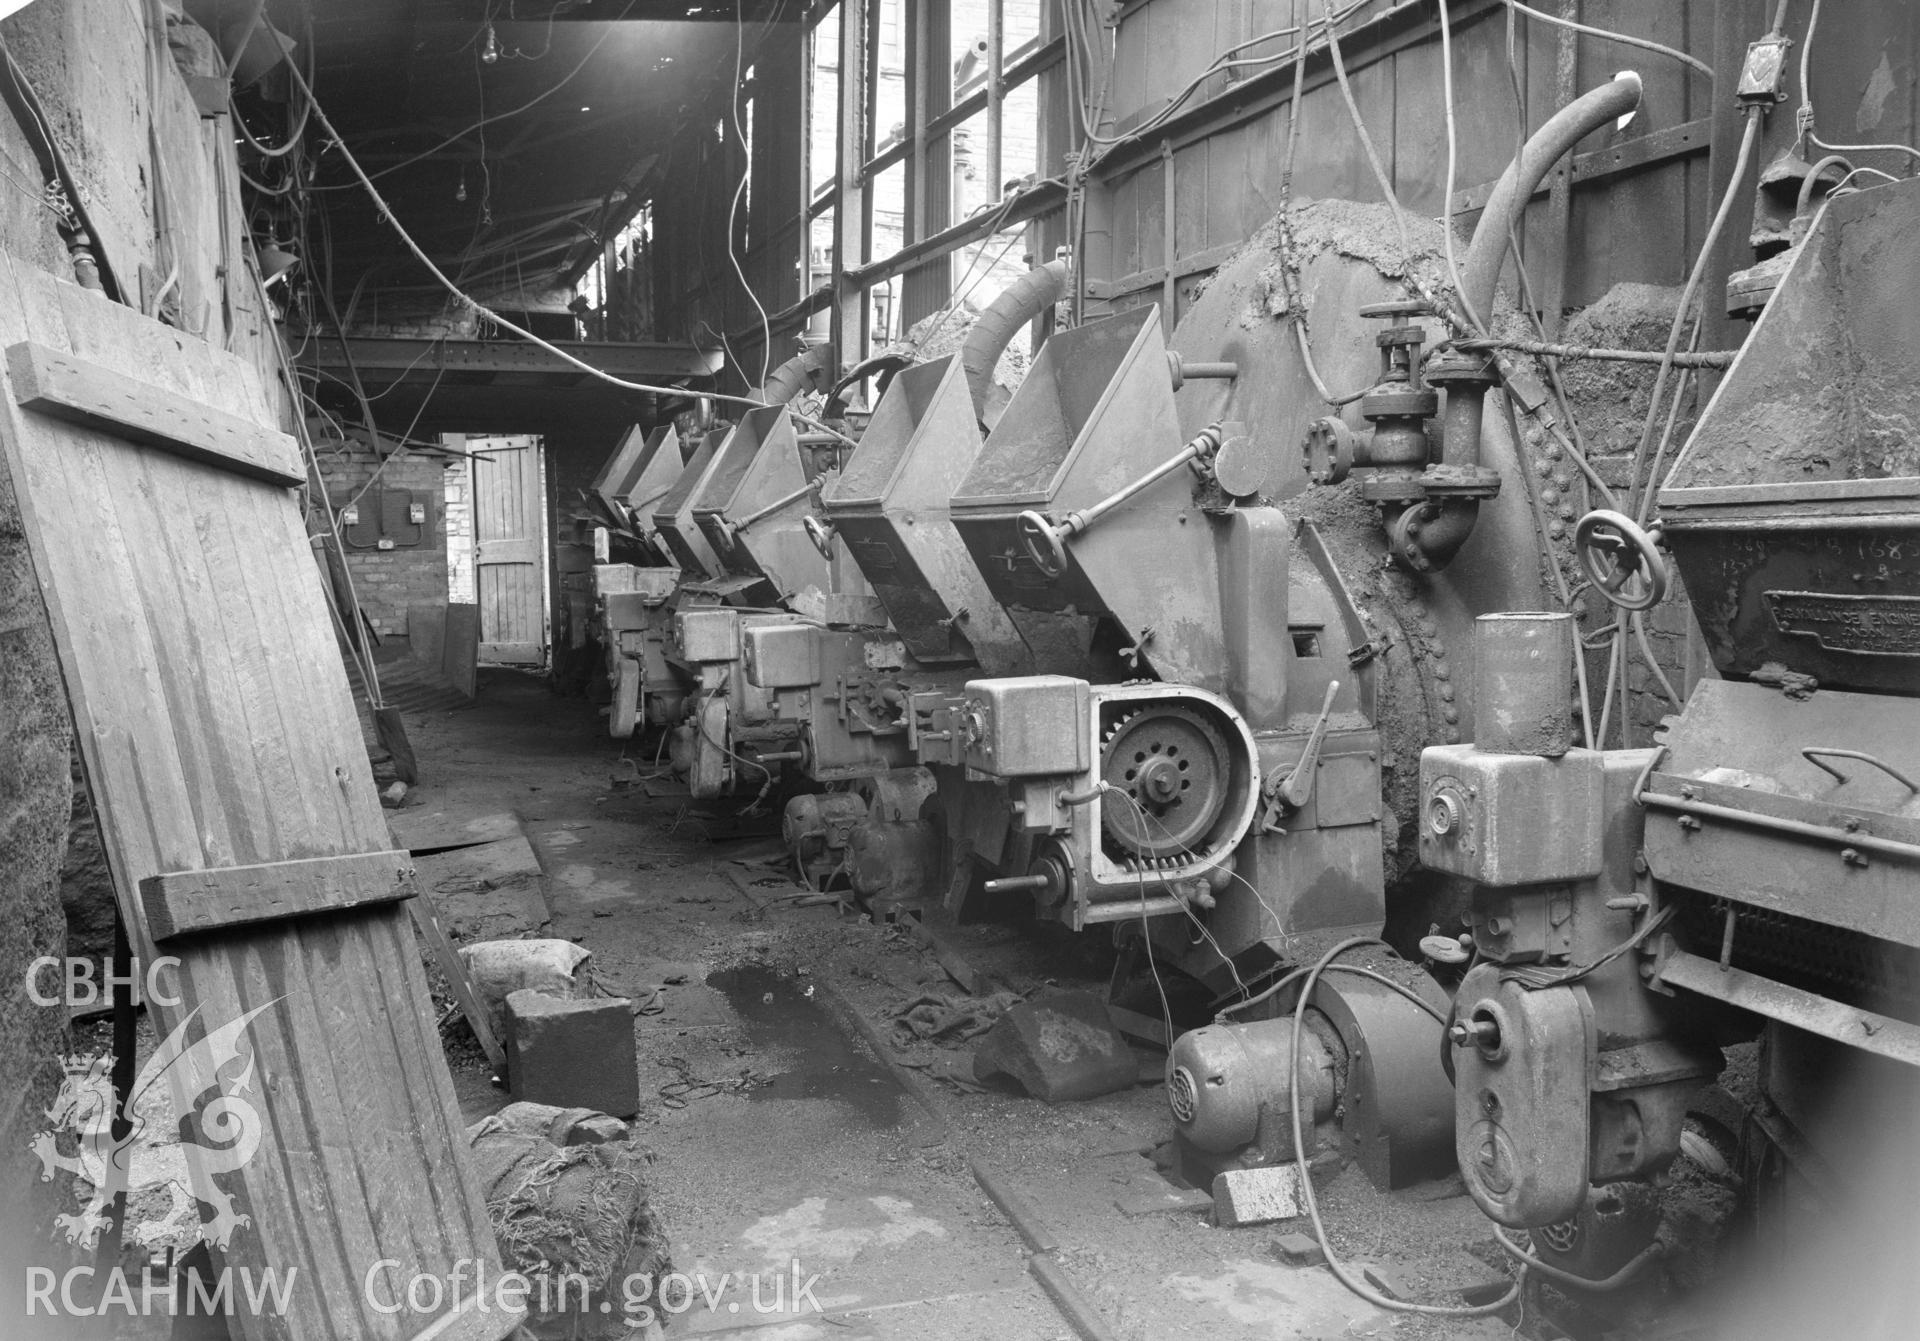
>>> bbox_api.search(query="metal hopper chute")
[820,355,1033,675]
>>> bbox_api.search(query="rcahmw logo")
[28,976,284,1251]
[25,1265,297,1318]
[25,955,185,1008]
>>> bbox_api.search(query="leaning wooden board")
[0,251,520,1341]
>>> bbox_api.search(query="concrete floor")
[402,668,1526,1341]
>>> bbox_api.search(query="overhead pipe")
[962,256,1071,420]
[756,342,835,405]
[1386,72,1644,572]
[1461,72,1644,330]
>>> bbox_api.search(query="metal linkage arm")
[1017,423,1233,577]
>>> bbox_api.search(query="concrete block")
[1273,1232,1326,1267]
[1358,1263,1410,1301]
[505,989,640,1118]
[972,992,1136,1102]
[1212,1163,1307,1227]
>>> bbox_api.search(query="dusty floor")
[391,666,1537,1341]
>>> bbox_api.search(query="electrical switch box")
[961,675,1091,778]
[743,622,821,689]
[675,608,740,663]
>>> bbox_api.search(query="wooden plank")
[6,341,304,486]
[0,245,517,1341]
[407,890,510,1076]
[140,849,418,941]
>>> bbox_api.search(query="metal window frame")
[750,0,1069,362]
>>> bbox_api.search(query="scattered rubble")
[973,993,1139,1103]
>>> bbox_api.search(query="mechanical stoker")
[663,603,808,801]
[596,564,682,739]
[586,422,685,565]
[1432,178,1920,1289]
[1423,613,1719,1282]
[914,674,1262,927]
[749,355,1037,898]
[810,353,1035,677]
[1166,956,1456,1192]
[587,424,689,738]
[932,305,1393,972]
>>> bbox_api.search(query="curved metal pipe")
[756,342,835,405]
[1461,73,1643,330]
[962,257,1071,418]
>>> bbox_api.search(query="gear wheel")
[1100,704,1232,859]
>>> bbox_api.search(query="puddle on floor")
[706,965,900,1128]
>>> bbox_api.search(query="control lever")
[1016,422,1237,578]
[1259,679,1341,831]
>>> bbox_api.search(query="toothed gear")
[1100,704,1231,859]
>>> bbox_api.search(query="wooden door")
[469,433,547,664]
[0,253,519,1341]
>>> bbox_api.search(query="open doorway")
[443,434,550,667]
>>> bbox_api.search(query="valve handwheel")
[1573,509,1671,611]
[1016,509,1070,579]
[802,514,836,560]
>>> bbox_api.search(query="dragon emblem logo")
[29,999,281,1250]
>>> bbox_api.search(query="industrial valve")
[1572,509,1671,611]
[1299,302,1500,572]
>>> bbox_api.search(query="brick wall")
[444,452,475,604]
[314,442,453,638]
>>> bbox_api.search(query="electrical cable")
[230,20,314,161]
[1064,0,1373,163]
[308,0,642,190]
[1493,1227,1665,1292]
[1317,0,1412,262]
[0,35,125,301]
[270,27,859,446]
[728,0,772,391]
[1101,785,1252,1006]
[1499,0,1713,82]
[1634,316,1703,525]
[1288,938,1525,1317]
[1630,611,1682,707]
[1436,0,1481,332]
[1624,105,1762,527]
[1449,336,1733,368]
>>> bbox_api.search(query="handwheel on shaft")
[1016,510,1070,579]
[1573,509,1670,611]
[803,515,836,560]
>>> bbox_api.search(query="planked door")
[469,433,547,664]
[0,252,520,1341]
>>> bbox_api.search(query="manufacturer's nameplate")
[1766,590,1920,657]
